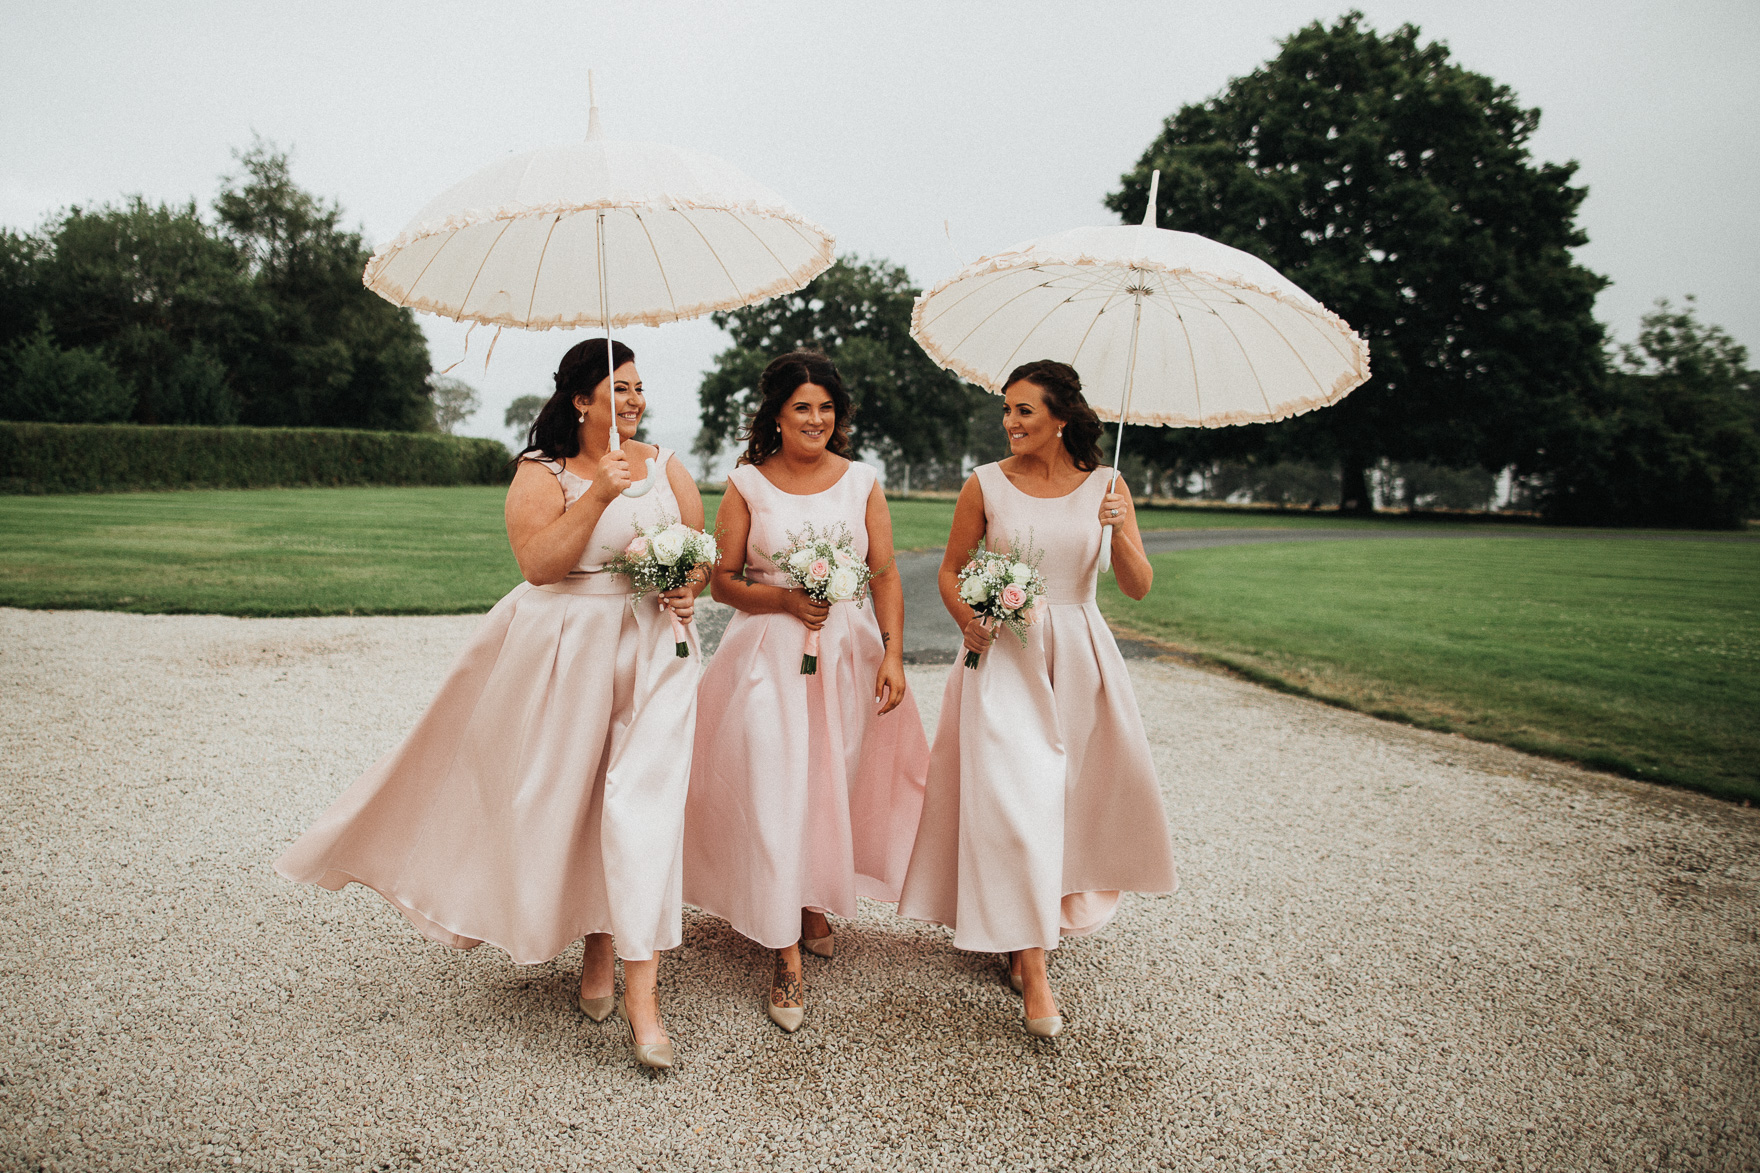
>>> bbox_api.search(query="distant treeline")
[0,142,434,435]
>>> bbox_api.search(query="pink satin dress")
[682,460,929,949]
[275,450,699,964]
[898,461,1178,953]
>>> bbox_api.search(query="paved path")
[3,607,1755,1172]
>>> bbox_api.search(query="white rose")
[1008,562,1034,585]
[959,576,991,605]
[650,527,687,566]
[828,566,860,602]
[787,548,815,574]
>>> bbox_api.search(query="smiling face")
[777,382,838,460]
[1002,379,1064,461]
[574,362,644,443]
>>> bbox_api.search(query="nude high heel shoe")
[801,911,833,959]
[1025,1013,1064,1039]
[1004,952,1023,995]
[577,992,615,1023]
[768,953,804,1033]
[617,998,673,1070]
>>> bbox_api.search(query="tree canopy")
[1538,300,1759,528]
[1105,11,1607,511]
[0,142,433,431]
[695,257,988,473]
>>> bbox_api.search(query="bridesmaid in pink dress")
[898,359,1177,1038]
[276,339,702,1070]
[683,351,929,1033]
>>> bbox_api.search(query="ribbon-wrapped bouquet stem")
[956,534,1047,669]
[605,521,718,657]
[771,523,872,674]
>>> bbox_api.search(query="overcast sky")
[5,1,1756,461]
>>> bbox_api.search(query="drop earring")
[1057,428,1064,438]
[578,411,586,423]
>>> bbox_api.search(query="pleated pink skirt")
[683,603,929,949]
[275,575,698,963]
[898,600,1177,953]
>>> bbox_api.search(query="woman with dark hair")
[682,350,928,1033]
[277,338,705,1071]
[897,358,1177,1038]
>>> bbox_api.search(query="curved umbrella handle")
[1098,467,1118,574]
[609,420,658,498]
[622,457,659,498]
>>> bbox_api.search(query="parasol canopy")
[364,100,835,332]
[911,171,1370,564]
[363,76,836,495]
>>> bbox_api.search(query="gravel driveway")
[3,605,1755,1172]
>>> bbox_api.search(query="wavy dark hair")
[737,350,856,466]
[515,338,636,462]
[1002,359,1103,472]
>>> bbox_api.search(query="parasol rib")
[452,219,517,324]
[393,231,460,311]
[1166,270,1275,418]
[523,214,565,327]
[632,211,680,319]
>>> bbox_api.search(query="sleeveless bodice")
[524,448,682,575]
[973,462,1111,605]
[728,460,877,586]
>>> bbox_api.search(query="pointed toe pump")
[578,993,615,1023]
[616,999,674,1070]
[1025,1014,1064,1039]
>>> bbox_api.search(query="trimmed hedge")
[0,421,510,494]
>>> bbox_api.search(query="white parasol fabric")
[911,171,1369,565]
[363,77,835,496]
[363,109,835,332]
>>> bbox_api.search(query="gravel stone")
[1,605,1756,1171]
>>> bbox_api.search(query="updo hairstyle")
[1002,359,1103,472]
[737,350,856,466]
[516,338,636,461]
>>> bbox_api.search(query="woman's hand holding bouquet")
[605,521,717,657]
[771,523,872,674]
[955,537,1046,669]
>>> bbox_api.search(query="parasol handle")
[1101,265,1150,576]
[594,199,652,498]
[1099,470,1117,575]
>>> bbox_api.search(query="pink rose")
[625,535,649,556]
[1020,603,1039,626]
[1000,584,1028,610]
[807,558,831,583]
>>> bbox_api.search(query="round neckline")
[993,461,1101,501]
[750,458,854,498]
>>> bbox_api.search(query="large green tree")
[695,257,987,472]
[5,198,248,424]
[1540,300,1759,529]
[1106,12,1607,511]
[214,143,433,431]
[0,142,434,431]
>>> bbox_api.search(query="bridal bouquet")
[770,523,872,674]
[956,535,1047,669]
[604,521,717,657]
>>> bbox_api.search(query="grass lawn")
[1100,538,1760,800]
[6,485,1753,800]
[0,487,972,614]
